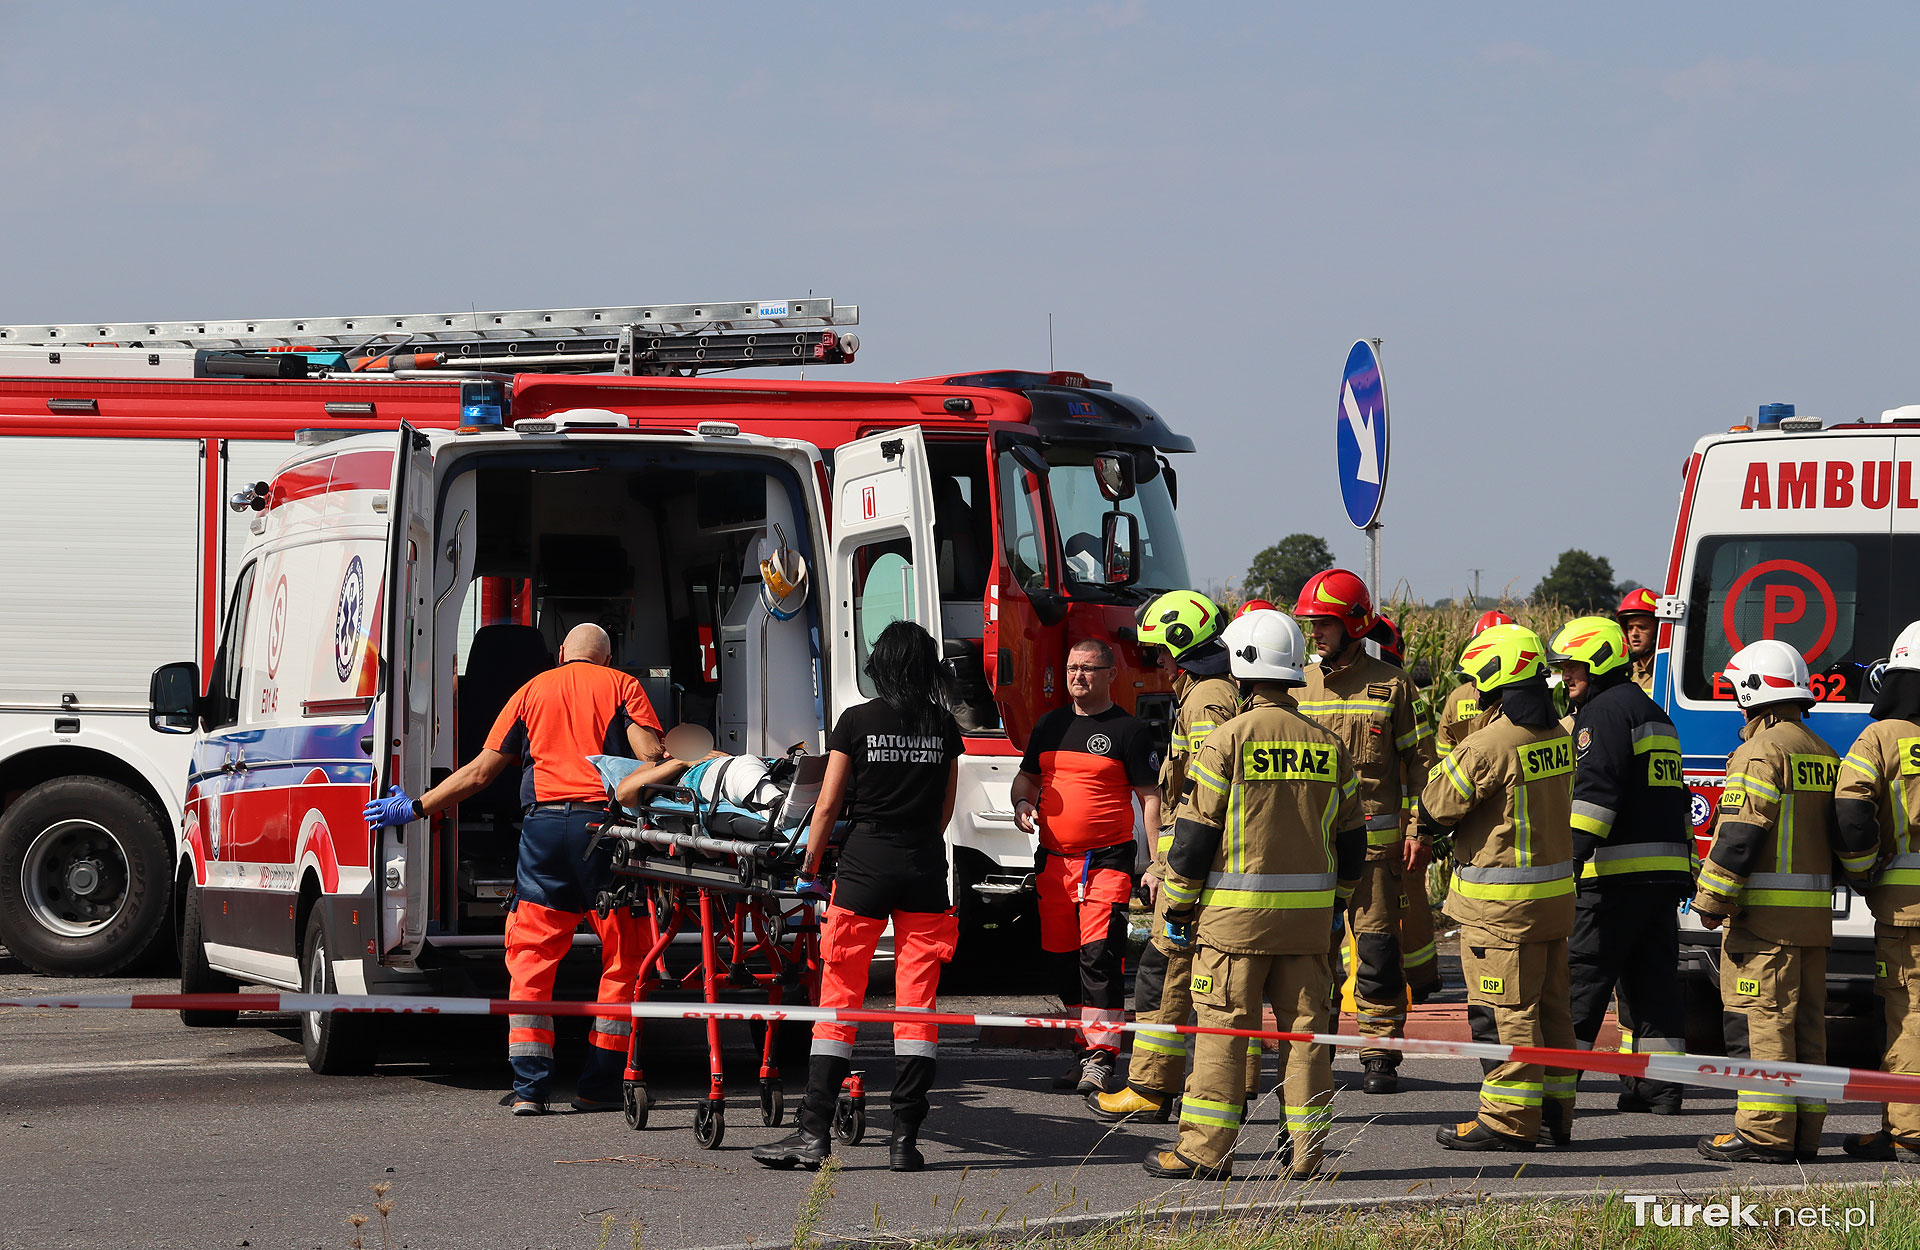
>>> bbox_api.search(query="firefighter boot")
[1437,1120,1535,1153]
[1843,1132,1920,1162]
[1091,1086,1171,1123]
[1697,1131,1795,1164]
[1142,1149,1232,1181]
[1361,1055,1398,1095]
[1538,1098,1574,1148]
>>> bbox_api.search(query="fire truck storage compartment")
[441,449,822,934]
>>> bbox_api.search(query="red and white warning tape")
[6,991,1916,1106]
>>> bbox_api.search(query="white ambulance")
[149,413,964,1070]
[1653,402,1917,1040]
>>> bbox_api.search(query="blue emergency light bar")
[1757,402,1794,429]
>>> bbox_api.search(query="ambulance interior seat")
[457,623,553,828]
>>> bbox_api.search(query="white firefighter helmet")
[1723,639,1813,710]
[759,527,810,622]
[1221,609,1307,685]
[1889,620,1920,673]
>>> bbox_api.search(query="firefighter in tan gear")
[1094,591,1259,1121]
[1834,622,1920,1161]
[1433,611,1515,762]
[1617,588,1660,696]
[1368,614,1442,1001]
[1293,570,1435,1094]
[1691,640,1874,1163]
[1142,609,1365,1180]
[1420,624,1579,1152]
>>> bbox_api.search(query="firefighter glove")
[363,786,419,827]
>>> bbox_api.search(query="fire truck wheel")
[0,777,171,976]
[178,884,240,1027]
[300,910,378,1075]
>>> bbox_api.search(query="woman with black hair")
[752,620,963,1173]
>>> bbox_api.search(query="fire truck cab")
[1655,402,1920,1041]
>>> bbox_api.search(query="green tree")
[1533,549,1619,611]
[1244,533,1335,604]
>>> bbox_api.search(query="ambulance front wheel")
[300,910,378,1075]
[0,777,172,976]
[694,1100,725,1149]
[177,880,239,1027]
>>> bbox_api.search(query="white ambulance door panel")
[370,425,436,963]
[223,439,295,598]
[0,437,198,708]
[829,427,943,717]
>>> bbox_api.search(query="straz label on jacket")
[1735,977,1760,996]
[1242,740,1338,782]
[1190,974,1214,994]
[1517,737,1574,781]
[1478,975,1505,994]
[1900,738,1920,776]
[1648,751,1684,787]
[1790,754,1839,792]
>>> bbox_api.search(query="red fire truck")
[0,299,1194,975]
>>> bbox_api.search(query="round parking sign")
[1720,558,1838,667]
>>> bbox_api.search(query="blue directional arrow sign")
[1336,339,1390,530]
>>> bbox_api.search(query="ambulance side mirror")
[149,662,201,734]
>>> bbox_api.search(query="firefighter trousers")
[1345,860,1407,1062]
[1568,886,1686,1106]
[1129,894,1262,1100]
[1463,934,1577,1141]
[504,899,643,1104]
[1175,945,1333,1171]
[1400,871,1441,994]
[806,903,959,1134]
[1877,925,1920,1142]
[1719,935,1826,1154]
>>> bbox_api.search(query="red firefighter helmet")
[1617,587,1659,621]
[1293,569,1374,638]
[1238,598,1275,616]
[1472,609,1516,634]
[1366,615,1405,666]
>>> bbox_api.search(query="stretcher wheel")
[760,1080,785,1127]
[623,1082,650,1131]
[832,1092,865,1145]
[694,1100,725,1149]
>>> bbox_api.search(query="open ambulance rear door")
[829,428,943,715]
[370,424,436,965]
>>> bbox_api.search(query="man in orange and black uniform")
[365,623,663,1115]
[1014,638,1163,1097]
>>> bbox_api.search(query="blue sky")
[4,2,1916,602]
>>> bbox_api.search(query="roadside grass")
[827,1182,1920,1250]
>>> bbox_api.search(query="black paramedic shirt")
[827,698,965,841]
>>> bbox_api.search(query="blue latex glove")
[1331,907,1348,943]
[1164,912,1195,951]
[795,876,830,904]
[364,785,418,827]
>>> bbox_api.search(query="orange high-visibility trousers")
[506,899,643,1103]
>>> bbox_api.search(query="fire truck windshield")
[1045,449,1191,594]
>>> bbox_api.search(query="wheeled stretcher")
[586,747,868,1148]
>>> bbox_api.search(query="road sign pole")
[1367,523,1381,606]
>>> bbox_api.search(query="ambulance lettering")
[1739,460,1920,510]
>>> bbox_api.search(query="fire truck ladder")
[0,298,860,377]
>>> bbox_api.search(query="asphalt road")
[2,949,1912,1250]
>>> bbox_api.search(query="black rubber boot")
[752,1128,831,1170]
[1361,1056,1399,1094]
[889,1119,925,1172]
